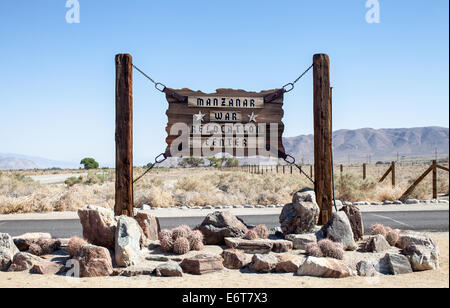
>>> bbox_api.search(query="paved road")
[0,210,447,238]
[29,173,87,185]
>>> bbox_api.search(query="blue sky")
[0,0,448,166]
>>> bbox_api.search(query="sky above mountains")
[0,1,448,166]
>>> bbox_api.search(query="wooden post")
[290,165,293,174]
[432,160,437,199]
[115,54,133,217]
[313,54,333,225]
[283,165,285,174]
[340,164,343,173]
[391,161,396,187]
[363,163,367,180]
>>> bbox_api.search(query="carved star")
[194,111,206,122]
[248,112,258,122]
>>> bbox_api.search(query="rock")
[439,200,449,204]
[135,212,160,241]
[383,253,413,275]
[140,204,152,211]
[393,200,403,205]
[76,244,113,277]
[405,199,420,204]
[0,233,19,271]
[28,238,62,256]
[343,201,353,206]
[224,237,272,254]
[370,202,381,206]
[383,200,394,205]
[356,260,377,277]
[275,254,304,273]
[221,249,251,269]
[77,205,117,249]
[271,240,293,253]
[402,244,439,271]
[396,230,439,252]
[180,254,224,275]
[31,262,64,275]
[297,256,354,278]
[115,215,143,267]
[118,266,154,277]
[364,235,391,253]
[197,211,248,245]
[285,233,317,250]
[334,200,343,207]
[249,254,278,273]
[279,188,320,235]
[13,233,52,251]
[320,211,357,250]
[155,262,183,277]
[8,252,44,272]
[339,205,364,241]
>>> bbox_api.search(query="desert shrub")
[65,176,83,187]
[305,243,323,258]
[318,239,345,260]
[66,237,88,257]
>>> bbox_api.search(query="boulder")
[402,244,439,271]
[13,233,52,251]
[339,205,364,241]
[78,205,117,249]
[275,254,304,273]
[224,237,273,254]
[28,238,62,256]
[364,235,391,253]
[405,199,420,204]
[249,254,278,273]
[155,262,183,277]
[222,249,251,269]
[356,260,377,277]
[76,244,113,277]
[135,212,160,241]
[297,256,354,278]
[320,212,357,250]
[279,188,320,235]
[272,240,293,253]
[115,215,143,267]
[8,252,44,272]
[30,261,64,275]
[116,266,154,277]
[383,253,413,275]
[397,230,439,252]
[0,233,19,271]
[197,211,248,245]
[180,254,224,275]
[285,233,317,250]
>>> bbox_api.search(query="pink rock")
[31,262,64,275]
[135,212,161,241]
[222,249,251,269]
[180,254,224,275]
[77,205,117,249]
[76,245,113,277]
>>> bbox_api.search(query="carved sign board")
[164,88,285,158]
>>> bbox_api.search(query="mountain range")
[1,127,448,169]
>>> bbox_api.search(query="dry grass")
[0,162,448,214]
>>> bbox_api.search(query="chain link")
[133,152,168,184]
[283,64,314,93]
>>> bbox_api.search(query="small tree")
[225,158,239,167]
[80,158,99,170]
[178,157,204,168]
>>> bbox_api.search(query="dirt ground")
[0,232,448,288]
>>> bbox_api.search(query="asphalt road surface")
[0,210,447,238]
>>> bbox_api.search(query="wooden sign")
[164,88,285,157]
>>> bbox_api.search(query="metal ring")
[284,154,296,165]
[155,83,166,92]
[154,153,167,164]
[283,83,294,93]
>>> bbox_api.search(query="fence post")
[115,54,134,217]
[290,165,293,174]
[363,163,367,180]
[391,161,396,187]
[432,160,437,199]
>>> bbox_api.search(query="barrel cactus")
[318,239,344,260]
[305,242,323,258]
[385,229,399,246]
[67,236,88,257]
[370,223,387,237]
[172,226,189,240]
[244,229,258,240]
[188,230,204,251]
[158,229,173,241]
[173,237,190,255]
[160,235,174,253]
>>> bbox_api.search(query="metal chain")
[132,64,166,92]
[280,152,315,184]
[283,64,314,93]
[133,152,168,184]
